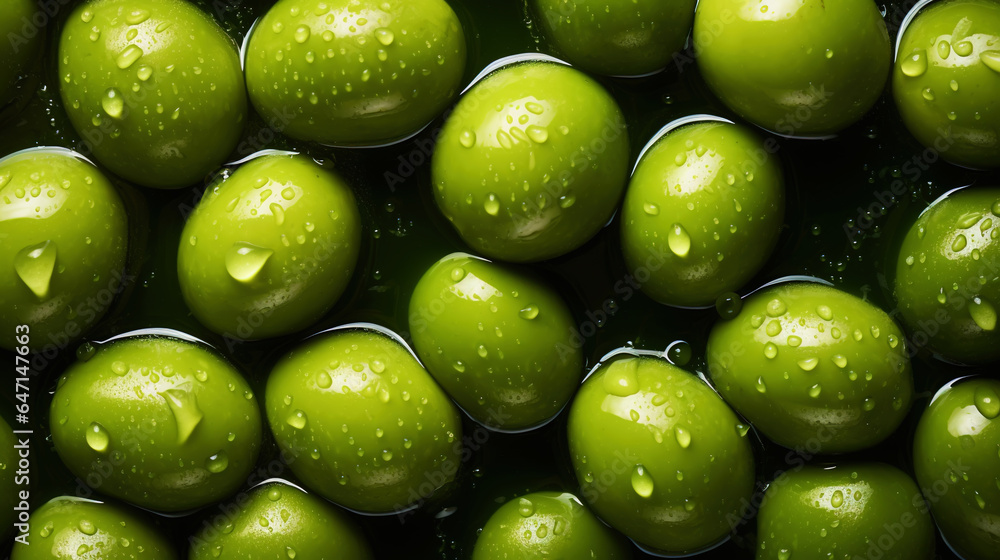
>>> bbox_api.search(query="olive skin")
[50,336,263,513]
[567,355,755,555]
[189,482,374,559]
[621,121,784,307]
[894,188,1000,364]
[178,154,362,340]
[472,491,631,559]
[707,282,914,453]
[913,377,1000,560]
[432,61,630,263]
[265,328,463,513]
[0,0,43,112]
[11,497,177,559]
[408,252,583,431]
[531,0,696,76]
[246,0,466,146]
[695,0,890,137]
[0,149,128,354]
[756,464,935,560]
[893,0,1000,169]
[58,0,246,189]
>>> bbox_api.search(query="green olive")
[50,335,263,512]
[265,328,463,513]
[894,187,1000,364]
[621,120,784,307]
[913,377,1000,560]
[472,491,631,559]
[893,0,1000,169]
[11,497,177,559]
[408,252,582,431]
[432,60,630,262]
[567,353,755,554]
[189,482,374,559]
[707,282,914,453]
[0,148,128,354]
[531,0,696,76]
[756,464,935,560]
[0,0,43,112]
[245,0,466,146]
[695,0,890,136]
[177,153,362,340]
[58,0,246,189]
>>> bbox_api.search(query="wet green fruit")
[472,491,631,559]
[0,148,128,354]
[621,120,784,307]
[432,61,630,262]
[567,354,754,555]
[50,335,262,512]
[756,464,935,560]
[178,154,362,340]
[0,0,43,112]
[246,0,466,146]
[408,252,582,431]
[913,377,1000,560]
[695,0,890,136]
[58,0,246,188]
[265,328,463,513]
[11,497,177,559]
[707,282,914,453]
[189,482,374,559]
[895,187,1000,364]
[893,0,1000,169]
[531,0,696,76]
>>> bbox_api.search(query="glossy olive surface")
[756,464,934,560]
[894,0,1000,169]
[472,491,631,559]
[58,0,247,188]
[707,282,914,453]
[913,377,1000,560]
[621,121,784,307]
[409,252,582,431]
[894,187,1000,364]
[178,153,362,340]
[695,0,891,137]
[246,0,467,146]
[567,354,755,555]
[189,482,374,559]
[432,61,630,262]
[50,336,263,512]
[0,149,128,354]
[11,497,177,559]
[265,328,463,513]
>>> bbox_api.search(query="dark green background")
[1,0,998,557]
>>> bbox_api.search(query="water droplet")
[674,426,691,448]
[317,371,333,389]
[286,410,307,429]
[518,497,534,517]
[798,357,819,372]
[14,240,57,300]
[667,223,691,257]
[286,547,297,559]
[952,234,968,252]
[126,9,150,24]
[716,292,742,318]
[981,51,1000,73]
[206,451,229,473]
[643,202,660,215]
[115,44,143,69]
[969,297,997,331]
[831,489,844,508]
[226,242,273,283]
[604,361,639,397]
[484,193,500,216]
[79,520,96,535]
[294,25,311,43]
[631,464,655,498]
[863,398,876,411]
[901,50,927,77]
[375,28,394,46]
[459,130,476,148]
[808,383,822,398]
[955,41,973,56]
[766,320,782,337]
[766,298,786,317]
[161,386,203,444]
[86,422,110,452]
[763,342,778,359]
[519,305,539,320]
[974,386,999,419]
[937,40,952,59]
[756,376,767,393]
[526,125,548,143]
